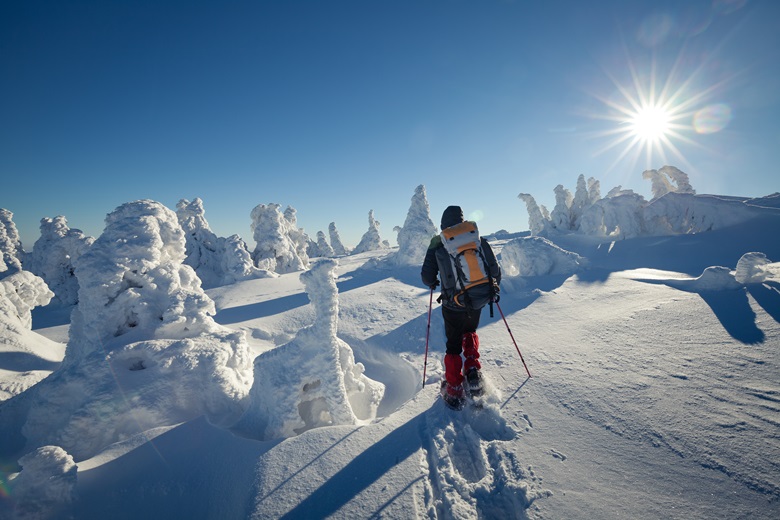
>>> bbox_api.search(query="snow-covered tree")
[518,193,548,236]
[28,216,94,305]
[310,231,335,258]
[177,198,269,288]
[391,185,437,265]
[353,210,385,254]
[237,259,384,440]
[284,206,312,268]
[0,209,25,276]
[550,184,574,230]
[20,200,253,460]
[329,222,349,256]
[642,165,695,200]
[0,270,54,331]
[250,203,308,274]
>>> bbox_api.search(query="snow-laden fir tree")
[550,184,574,231]
[309,231,335,258]
[28,216,94,305]
[250,203,309,274]
[0,209,25,276]
[391,185,437,265]
[328,222,349,256]
[352,210,385,254]
[19,200,253,460]
[237,258,384,440]
[284,206,312,267]
[177,197,270,288]
[518,193,549,236]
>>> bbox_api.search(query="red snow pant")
[442,306,482,387]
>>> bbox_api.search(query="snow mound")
[499,237,583,277]
[237,259,384,440]
[16,200,253,460]
[9,446,77,520]
[27,216,94,305]
[177,197,271,288]
[391,185,438,266]
[684,266,742,291]
[734,252,772,284]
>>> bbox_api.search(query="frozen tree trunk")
[518,193,548,236]
[238,259,384,440]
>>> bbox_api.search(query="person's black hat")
[441,206,464,230]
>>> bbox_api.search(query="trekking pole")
[494,300,532,378]
[422,286,434,388]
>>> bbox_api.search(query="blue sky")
[2,0,778,249]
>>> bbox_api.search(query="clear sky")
[2,0,778,249]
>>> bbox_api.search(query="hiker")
[421,206,501,409]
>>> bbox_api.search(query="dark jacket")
[421,228,501,309]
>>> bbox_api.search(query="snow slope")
[2,200,780,519]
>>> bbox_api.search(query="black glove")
[428,280,440,290]
[492,282,500,303]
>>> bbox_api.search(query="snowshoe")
[440,381,465,411]
[465,367,483,398]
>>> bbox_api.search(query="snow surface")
[2,188,780,519]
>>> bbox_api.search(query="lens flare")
[693,103,732,134]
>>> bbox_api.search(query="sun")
[630,103,671,143]
[586,53,724,174]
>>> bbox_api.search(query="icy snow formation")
[18,200,252,460]
[391,184,438,265]
[734,252,772,284]
[9,446,77,520]
[353,210,386,254]
[177,198,270,288]
[643,165,695,200]
[284,206,312,267]
[27,216,94,305]
[0,271,54,330]
[238,259,384,441]
[309,230,335,258]
[0,208,25,275]
[328,222,349,256]
[250,203,309,273]
[518,193,550,236]
[500,237,583,277]
[523,167,769,239]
